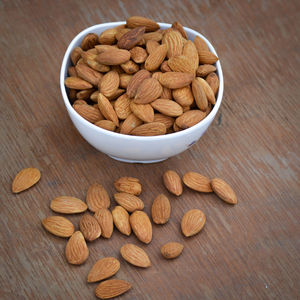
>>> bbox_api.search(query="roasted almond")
[74,104,103,123]
[176,110,206,129]
[88,257,120,283]
[130,122,166,136]
[120,113,143,134]
[86,183,110,212]
[65,77,93,90]
[192,78,208,111]
[183,40,199,72]
[99,70,119,98]
[120,243,151,268]
[159,72,194,89]
[196,77,216,104]
[206,72,219,95]
[196,64,216,77]
[160,60,172,72]
[143,31,163,42]
[130,46,148,63]
[50,196,88,214]
[79,214,101,242]
[118,26,146,50]
[114,193,144,212]
[126,16,160,32]
[42,216,74,238]
[167,55,195,74]
[94,208,113,238]
[163,170,183,196]
[151,194,171,224]
[130,102,154,123]
[114,177,142,195]
[162,30,184,58]
[96,48,131,65]
[112,206,131,236]
[211,178,237,204]
[161,242,184,259]
[183,172,212,192]
[12,167,41,193]
[130,210,152,244]
[146,39,160,54]
[95,279,131,299]
[160,87,172,99]
[181,209,206,237]
[97,93,119,126]
[127,69,151,98]
[144,44,168,71]
[172,86,194,107]
[119,74,133,89]
[65,231,89,265]
[81,33,98,50]
[151,99,183,117]
[99,28,117,45]
[120,60,139,74]
[134,78,163,104]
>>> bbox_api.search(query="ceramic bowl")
[60,22,224,163]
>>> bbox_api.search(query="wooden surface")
[0,0,299,299]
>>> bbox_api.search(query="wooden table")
[1,1,299,299]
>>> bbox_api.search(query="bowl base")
[108,155,167,164]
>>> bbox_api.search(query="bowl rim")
[60,21,224,141]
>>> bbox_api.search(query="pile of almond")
[12,166,236,299]
[65,16,219,136]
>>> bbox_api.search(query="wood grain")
[0,0,299,299]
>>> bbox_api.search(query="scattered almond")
[86,183,110,212]
[50,196,88,214]
[42,216,74,238]
[12,167,41,193]
[130,210,152,244]
[163,170,183,196]
[183,172,212,192]
[65,231,89,265]
[112,206,131,236]
[95,279,131,299]
[114,193,144,212]
[151,194,171,224]
[120,243,151,268]
[114,177,142,195]
[94,208,114,238]
[181,209,206,237]
[211,178,237,204]
[161,242,184,259]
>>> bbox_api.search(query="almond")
[192,78,208,111]
[196,64,216,77]
[115,28,131,41]
[68,88,77,101]
[183,171,212,192]
[161,242,184,259]
[146,39,160,54]
[172,21,188,39]
[95,44,118,53]
[73,104,103,123]
[172,86,194,107]
[94,208,113,239]
[97,93,119,126]
[114,177,141,195]
[181,209,206,237]
[211,178,237,204]
[126,16,159,32]
[206,72,219,95]
[114,193,144,212]
[114,94,132,120]
[159,72,194,89]
[176,110,206,129]
[130,46,148,63]
[160,87,172,99]
[65,77,93,90]
[12,167,41,193]
[65,231,89,265]
[76,88,96,100]
[99,28,117,45]
[118,26,145,50]
[90,90,100,102]
[120,113,143,134]
[88,257,120,283]
[153,113,174,129]
[120,244,151,268]
[130,211,152,244]
[50,196,88,214]
[151,99,183,117]
[73,100,87,105]
[96,48,131,65]
[162,30,184,58]
[134,78,163,104]
[71,47,83,65]
[130,122,166,136]
[126,69,151,98]
[183,40,199,72]
[99,70,119,98]
[173,121,182,132]
[167,55,195,74]
[112,206,131,236]
[120,60,139,74]
[106,88,125,101]
[86,183,110,212]
[145,44,168,71]
[196,77,216,104]
[130,102,154,123]
[143,31,163,42]
[194,35,209,52]
[79,214,101,241]
[163,170,183,196]
[75,63,102,86]
[160,60,172,72]
[198,51,219,64]
[152,71,163,81]
[81,52,110,73]
[68,66,77,77]
[95,120,116,131]
[81,33,98,50]
[42,216,74,238]
[119,74,132,89]
[151,194,171,224]
[95,279,131,299]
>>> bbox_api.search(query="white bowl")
[60,22,224,163]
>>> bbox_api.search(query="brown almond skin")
[65,231,89,265]
[172,86,194,107]
[163,170,183,196]
[161,242,184,259]
[97,93,119,126]
[88,257,120,283]
[12,167,41,193]
[151,99,183,117]
[130,46,148,63]
[181,209,206,237]
[130,211,152,244]
[120,243,151,268]
[127,69,151,98]
[114,177,142,195]
[96,48,131,65]
[192,78,208,111]
[206,72,219,95]
[176,110,206,129]
[86,183,110,212]
[183,172,212,193]
[126,16,160,32]
[134,78,163,104]
[42,216,74,238]
[95,279,131,299]
[81,33,98,50]
[130,103,154,123]
[130,122,166,136]
[73,104,103,124]
[159,72,194,89]
[79,214,101,241]
[120,113,143,134]
[162,30,184,58]
[153,113,174,129]
[144,44,168,71]
[94,208,114,238]
[114,193,144,212]
[99,71,119,98]
[197,64,216,77]
[151,194,171,224]
[112,206,131,236]
[211,178,237,204]
[117,26,146,50]
[65,77,93,90]
[50,196,88,214]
